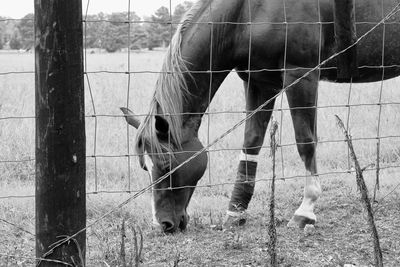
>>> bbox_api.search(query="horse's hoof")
[303,224,315,236]
[223,211,247,230]
[287,215,316,229]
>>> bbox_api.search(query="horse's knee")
[296,138,316,163]
[243,132,263,153]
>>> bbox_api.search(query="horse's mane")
[135,0,206,158]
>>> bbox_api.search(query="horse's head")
[121,107,207,233]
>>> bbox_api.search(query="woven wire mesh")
[1,0,400,264]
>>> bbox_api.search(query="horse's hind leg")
[224,80,276,228]
[285,70,321,228]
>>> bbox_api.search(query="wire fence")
[1,0,400,265]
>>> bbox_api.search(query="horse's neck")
[179,0,244,116]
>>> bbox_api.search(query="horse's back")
[321,0,400,82]
[231,0,400,82]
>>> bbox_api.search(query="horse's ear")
[155,115,169,137]
[120,107,141,129]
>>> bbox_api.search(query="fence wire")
[1,0,400,265]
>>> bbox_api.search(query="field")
[1,50,400,266]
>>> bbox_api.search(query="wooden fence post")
[335,116,383,267]
[35,0,86,265]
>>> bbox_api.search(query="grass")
[0,50,400,266]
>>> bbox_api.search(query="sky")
[1,0,187,19]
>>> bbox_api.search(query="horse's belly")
[321,17,400,83]
[321,45,400,83]
[321,67,400,83]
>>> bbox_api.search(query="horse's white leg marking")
[293,171,321,222]
[144,154,159,226]
[239,150,259,163]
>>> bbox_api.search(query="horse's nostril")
[161,220,175,233]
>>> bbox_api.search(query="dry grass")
[1,50,400,266]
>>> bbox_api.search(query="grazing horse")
[121,0,400,233]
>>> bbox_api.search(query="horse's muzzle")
[160,214,189,234]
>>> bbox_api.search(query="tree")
[102,12,129,52]
[98,12,145,52]
[145,6,172,49]
[17,13,34,50]
[155,6,172,47]
[173,1,193,22]
[1,18,18,49]
[9,31,22,50]
[0,4,193,52]
[143,2,193,50]
[84,14,105,48]
[128,12,146,49]
[144,15,159,50]
[0,17,5,49]
[129,24,146,50]
[172,1,194,33]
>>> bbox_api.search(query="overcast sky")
[1,0,187,19]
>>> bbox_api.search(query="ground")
[1,171,399,266]
[0,50,399,266]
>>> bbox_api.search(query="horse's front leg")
[224,80,276,228]
[285,70,321,228]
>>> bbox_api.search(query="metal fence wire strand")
[126,0,132,191]
[279,0,289,178]
[1,1,400,264]
[29,2,400,260]
[82,0,100,194]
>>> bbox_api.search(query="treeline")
[0,1,192,52]
[0,14,34,50]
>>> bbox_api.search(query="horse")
[121,0,400,233]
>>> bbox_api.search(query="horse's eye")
[161,165,171,173]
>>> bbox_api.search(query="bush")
[9,33,22,50]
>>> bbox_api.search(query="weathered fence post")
[35,0,86,265]
[268,121,279,267]
[335,116,383,267]
[333,0,359,81]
